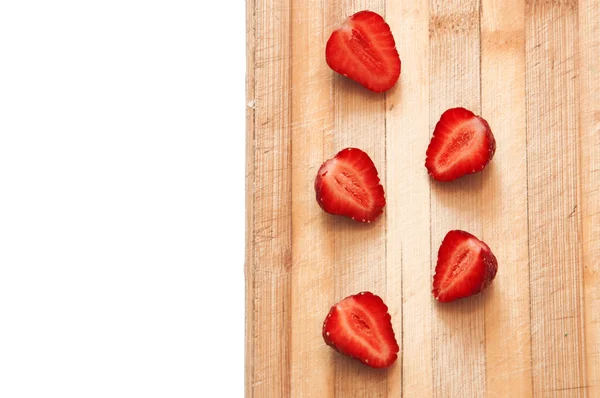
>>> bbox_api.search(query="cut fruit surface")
[432,230,498,303]
[425,107,496,182]
[323,292,399,368]
[326,10,401,93]
[315,147,385,223]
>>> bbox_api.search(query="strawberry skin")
[326,10,401,93]
[323,292,399,368]
[425,107,496,181]
[432,230,498,303]
[315,148,385,223]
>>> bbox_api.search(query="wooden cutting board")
[245,1,599,396]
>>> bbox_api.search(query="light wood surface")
[246,0,599,396]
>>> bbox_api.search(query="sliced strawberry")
[326,10,401,93]
[425,107,496,182]
[323,292,399,368]
[315,148,385,223]
[432,230,498,303]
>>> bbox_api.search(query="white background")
[0,1,245,396]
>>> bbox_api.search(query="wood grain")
[481,0,532,396]
[579,0,600,396]
[246,0,292,396]
[429,1,486,396]
[245,0,255,393]
[289,1,335,397]
[246,0,599,396]
[526,1,586,395]
[385,0,432,397]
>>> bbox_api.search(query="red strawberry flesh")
[315,148,385,223]
[326,11,401,93]
[425,107,496,181]
[323,292,399,368]
[432,230,498,302]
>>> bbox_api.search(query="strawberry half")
[315,147,385,223]
[432,230,498,303]
[323,292,399,368]
[326,10,401,93]
[425,107,496,182]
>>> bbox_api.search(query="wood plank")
[385,0,432,397]
[428,1,486,396]
[246,0,292,395]
[578,0,600,396]
[328,2,389,396]
[289,1,335,397]
[525,0,586,395]
[245,0,256,393]
[480,0,533,396]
